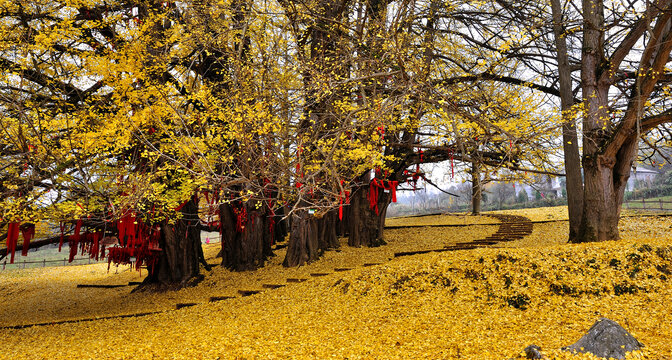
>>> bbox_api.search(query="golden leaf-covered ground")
[385,212,498,226]
[1,207,671,359]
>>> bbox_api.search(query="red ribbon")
[6,222,20,264]
[68,220,82,263]
[339,197,344,220]
[369,179,380,215]
[21,225,35,256]
[91,232,101,260]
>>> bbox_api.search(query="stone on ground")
[562,318,643,359]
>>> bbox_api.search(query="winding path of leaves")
[394,213,534,256]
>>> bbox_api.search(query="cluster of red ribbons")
[402,149,425,191]
[60,219,105,263]
[67,220,83,262]
[403,169,424,191]
[368,179,399,215]
[107,214,161,273]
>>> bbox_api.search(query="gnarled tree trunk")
[144,196,203,287]
[348,184,390,247]
[219,203,274,271]
[283,209,339,267]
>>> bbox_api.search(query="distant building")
[627,167,658,191]
[514,175,564,199]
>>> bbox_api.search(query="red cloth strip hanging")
[369,179,380,215]
[387,181,398,203]
[91,232,101,260]
[448,148,455,179]
[117,219,125,247]
[339,197,344,220]
[369,179,399,207]
[6,222,20,264]
[268,207,276,245]
[233,206,248,233]
[21,225,35,256]
[68,220,82,263]
[339,180,345,221]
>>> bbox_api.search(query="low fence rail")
[1,257,106,271]
[624,198,672,211]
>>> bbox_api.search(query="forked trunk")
[348,184,390,247]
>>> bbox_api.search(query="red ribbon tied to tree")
[6,222,20,264]
[368,179,399,215]
[21,224,35,256]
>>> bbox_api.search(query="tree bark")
[337,203,350,237]
[574,0,630,242]
[550,0,583,241]
[143,196,203,287]
[348,183,390,247]
[578,157,628,241]
[283,209,339,267]
[578,134,637,241]
[219,203,274,271]
[283,211,318,267]
[471,162,482,215]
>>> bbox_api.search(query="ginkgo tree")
[451,0,672,242]
[0,0,395,280]
[0,0,584,289]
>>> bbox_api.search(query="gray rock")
[523,344,546,359]
[563,318,644,359]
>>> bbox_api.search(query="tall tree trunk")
[219,203,273,271]
[471,162,482,215]
[283,211,317,267]
[348,183,390,247]
[144,196,203,287]
[574,0,672,242]
[575,0,624,242]
[551,0,583,241]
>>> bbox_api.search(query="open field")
[1,207,671,359]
